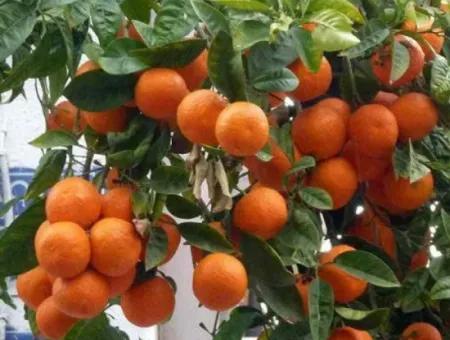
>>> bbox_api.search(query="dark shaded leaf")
[166,195,202,219]
[149,166,190,194]
[145,227,168,270]
[65,313,129,340]
[29,130,78,148]
[335,307,390,329]
[90,0,123,47]
[214,307,264,340]
[98,38,148,75]
[252,68,299,92]
[177,222,234,253]
[340,29,389,58]
[191,0,230,36]
[309,279,334,340]
[299,187,333,210]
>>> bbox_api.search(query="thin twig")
[211,312,220,337]
[82,150,94,180]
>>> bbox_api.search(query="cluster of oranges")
[16,177,180,339]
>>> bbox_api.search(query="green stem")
[82,150,94,180]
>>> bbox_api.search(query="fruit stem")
[211,311,220,337]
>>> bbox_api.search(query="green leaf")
[49,67,69,106]
[65,313,129,340]
[151,0,198,46]
[0,29,67,93]
[90,0,123,47]
[190,0,230,36]
[0,1,37,62]
[214,307,264,340]
[98,38,148,75]
[287,156,316,175]
[64,70,136,111]
[120,0,154,22]
[254,280,302,323]
[270,321,311,340]
[390,40,410,83]
[308,279,334,340]
[0,199,45,277]
[430,55,450,105]
[25,150,66,200]
[292,26,323,73]
[438,209,450,248]
[399,268,429,313]
[131,20,153,46]
[0,197,21,219]
[340,29,390,58]
[393,141,430,183]
[255,142,273,162]
[166,195,202,219]
[335,307,390,329]
[208,31,247,102]
[431,276,450,301]
[177,222,234,253]
[334,250,401,288]
[232,20,270,51]
[252,68,299,92]
[149,166,190,194]
[29,130,78,148]
[0,278,15,308]
[132,191,150,218]
[132,39,207,68]
[307,0,364,23]
[312,26,360,52]
[212,0,273,13]
[240,233,295,287]
[145,227,168,270]
[299,187,333,210]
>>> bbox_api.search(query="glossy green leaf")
[299,187,333,210]
[232,20,270,51]
[0,199,45,277]
[390,40,410,83]
[0,1,37,62]
[292,26,322,73]
[132,191,150,218]
[431,276,450,301]
[393,141,430,183]
[312,26,360,52]
[334,250,401,288]
[208,31,247,102]
[309,279,334,340]
[120,0,154,22]
[90,0,123,47]
[212,0,273,13]
[65,313,128,340]
[214,307,264,340]
[29,130,78,149]
[25,150,66,200]
[430,55,450,105]
[177,222,234,253]
[241,233,296,287]
[98,38,148,75]
[252,68,299,92]
[64,70,136,111]
[149,166,190,194]
[340,29,390,58]
[255,143,273,162]
[308,0,364,23]
[166,195,202,219]
[335,307,390,329]
[145,227,168,270]
[399,268,429,313]
[287,156,316,175]
[190,0,230,36]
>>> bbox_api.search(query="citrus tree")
[1,0,450,339]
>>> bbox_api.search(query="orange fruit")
[402,322,442,340]
[193,253,248,311]
[329,326,373,340]
[36,297,77,340]
[102,187,133,222]
[16,266,53,310]
[347,212,396,259]
[292,106,346,160]
[121,276,175,327]
[47,101,86,132]
[244,140,300,191]
[319,245,368,303]
[410,249,428,271]
[105,167,120,189]
[191,222,226,265]
[371,34,425,87]
[365,179,406,215]
[289,57,332,102]
[389,92,439,142]
[45,177,102,229]
[372,91,399,107]
[82,107,128,135]
[233,186,288,240]
[156,214,181,264]
[175,50,208,91]
[215,102,269,157]
[348,104,399,158]
[107,266,136,298]
[420,31,445,61]
[53,270,110,319]
[342,141,391,182]
[382,170,434,211]
[315,97,351,125]
[90,217,142,277]
[36,222,90,278]
[307,157,358,210]
[135,68,189,120]
[177,89,227,145]
[295,276,310,314]
[76,60,99,76]
[34,220,51,250]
